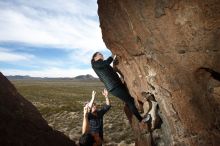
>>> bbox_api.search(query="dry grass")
[12,79,135,146]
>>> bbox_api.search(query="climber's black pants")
[110,85,143,122]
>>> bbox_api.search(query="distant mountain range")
[73,74,97,80]
[6,74,98,81]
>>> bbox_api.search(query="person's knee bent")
[127,99,136,111]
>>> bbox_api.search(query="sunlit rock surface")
[98,0,220,145]
[0,73,76,146]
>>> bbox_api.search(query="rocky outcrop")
[0,72,76,146]
[98,0,220,145]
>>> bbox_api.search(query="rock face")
[0,73,76,146]
[98,0,220,146]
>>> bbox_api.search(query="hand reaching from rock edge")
[113,54,117,60]
[111,54,116,60]
[113,55,119,66]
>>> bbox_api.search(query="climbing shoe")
[142,114,151,123]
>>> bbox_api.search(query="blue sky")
[0,0,111,77]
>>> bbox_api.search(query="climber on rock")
[79,89,111,146]
[91,52,150,126]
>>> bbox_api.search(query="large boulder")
[98,0,220,145]
[0,72,76,146]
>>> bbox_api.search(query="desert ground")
[12,79,136,146]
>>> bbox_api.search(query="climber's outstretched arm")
[82,105,90,134]
[87,90,96,109]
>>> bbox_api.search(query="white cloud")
[0,48,34,62]
[1,67,98,78]
[0,1,109,77]
[0,0,106,51]
[68,49,94,65]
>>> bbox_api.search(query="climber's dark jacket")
[92,57,122,91]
